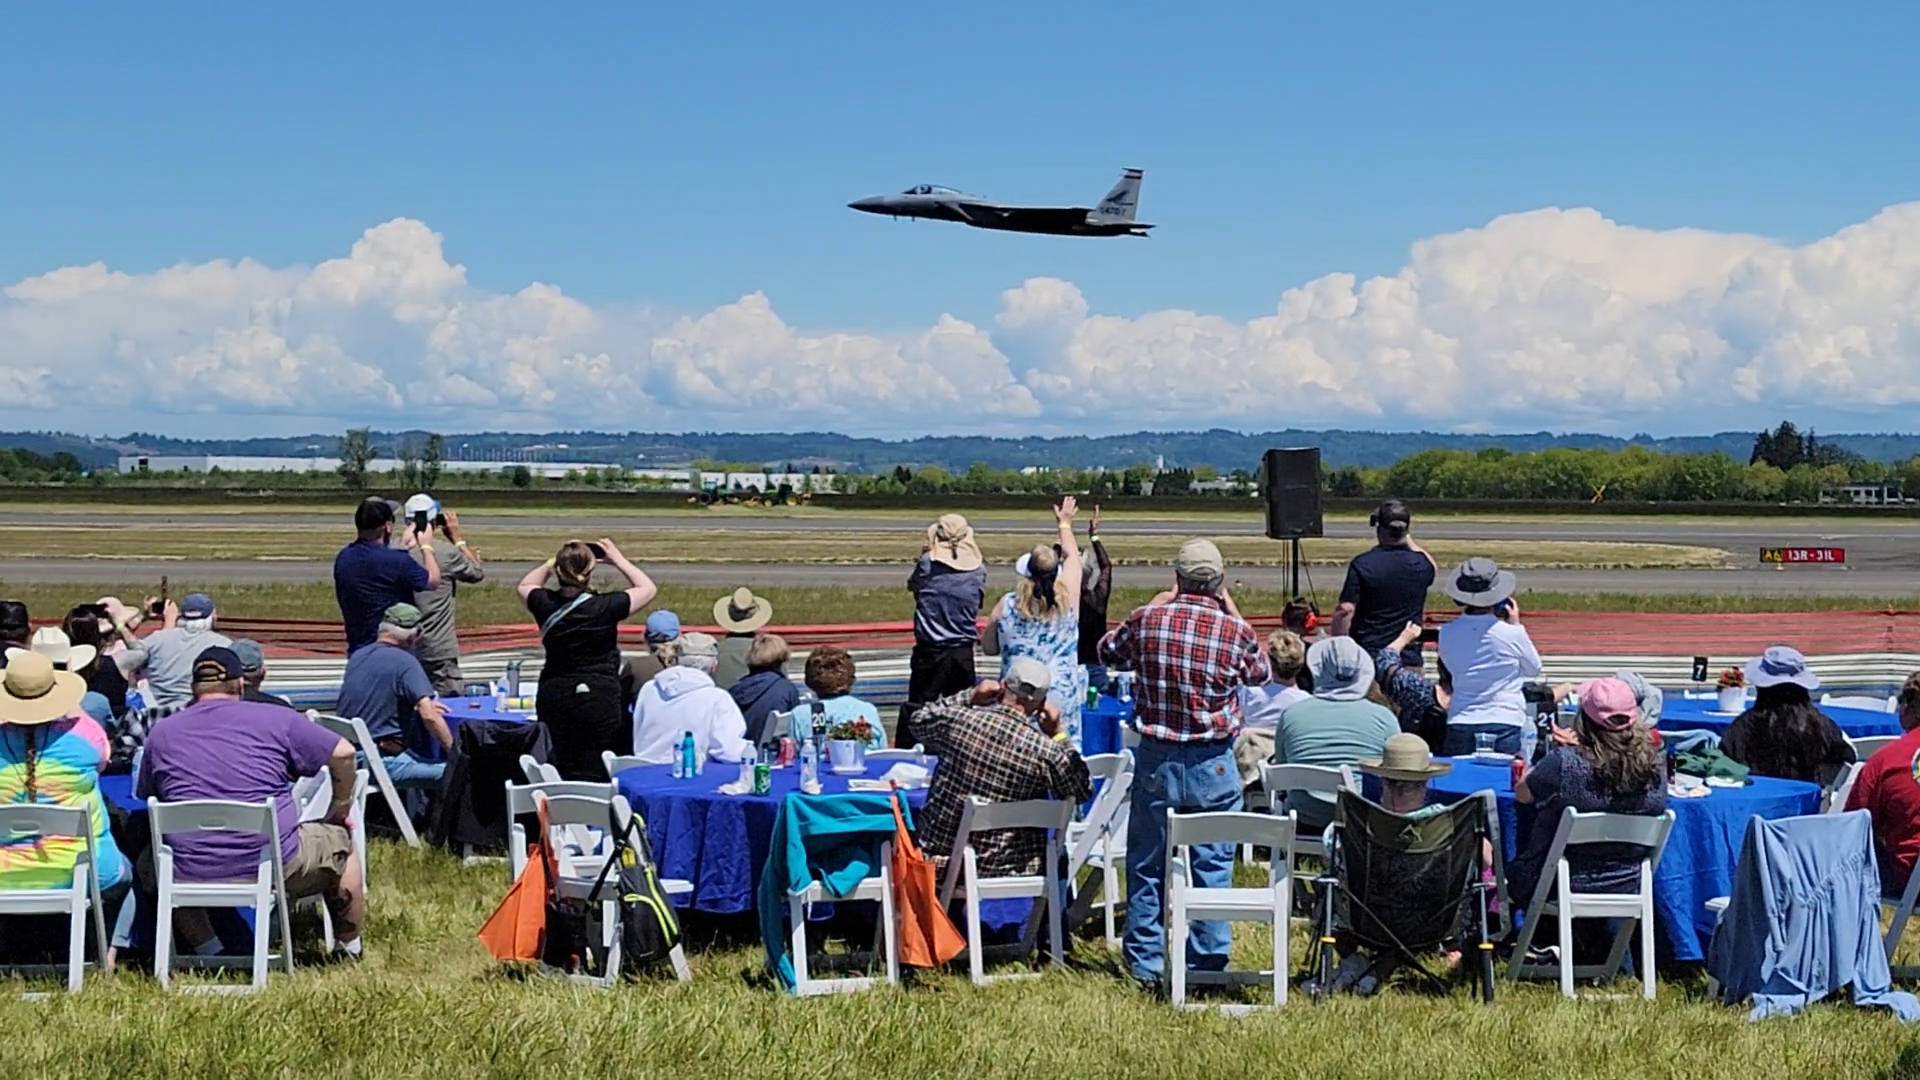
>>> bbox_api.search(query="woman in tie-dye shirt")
[0,653,128,892]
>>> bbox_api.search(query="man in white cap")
[901,513,988,747]
[391,494,485,697]
[914,657,1092,878]
[1099,537,1269,990]
[628,632,753,766]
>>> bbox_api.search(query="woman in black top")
[63,605,129,720]
[516,538,657,780]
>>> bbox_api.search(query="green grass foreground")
[2,581,1917,630]
[4,841,1917,1078]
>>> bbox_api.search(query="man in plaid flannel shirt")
[916,658,1092,877]
[1099,538,1270,988]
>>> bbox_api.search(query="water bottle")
[671,735,686,779]
[1519,718,1539,767]
[504,660,523,701]
[800,739,819,787]
[1117,672,1134,705]
[680,731,696,779]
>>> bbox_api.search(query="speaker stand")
[1289,535,1303,600]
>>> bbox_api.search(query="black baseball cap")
[192,645,245,683]
[1370,499,1411,531]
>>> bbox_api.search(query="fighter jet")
[847,169,1152,237]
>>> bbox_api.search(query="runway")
[0,509,1913,597]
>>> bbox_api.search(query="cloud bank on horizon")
[5,203,1919,437]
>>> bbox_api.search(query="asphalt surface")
[0,510,1912,596]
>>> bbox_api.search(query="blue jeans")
[1441,723,1522,758]
[364,750,446,790]
[1123,737,1243,984]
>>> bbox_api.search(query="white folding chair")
[1847,735,1901,762]
[937,796,1074,986]
[148,798,293,994]
[787,837,898,996]
[601,751,646,777]
[1507,808,1675,1000]
[519,754,561,785]
[1064,752,1133,948]
[293,769,369,951]
[1256,762,1357,883]
[308,711,419,847]
[1166,809,1293,1012]
[1824,761,1867,814]
[0,805,110,994]
[505,781,695,900]
[1825,693,1898,714]
[866,747,923,764]
[534,791,691,985]
[1882,853,1920,981]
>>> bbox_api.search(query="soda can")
[1509,755,1526,787]
[753,762,772,796]
[778,737,797,767]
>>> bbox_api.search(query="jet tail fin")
[1092,168,1144,223]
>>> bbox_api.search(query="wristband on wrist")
[543,557,556,569]
[455,540,468,549]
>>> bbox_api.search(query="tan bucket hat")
[925,514,983,572]
[29,626,96,673]
[1358,732,1454,782]
[713,587,773,634]
[0,651,87,726]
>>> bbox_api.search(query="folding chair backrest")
[1167,809,1292,853]
[535,791,630,833]
[964,797,1074,834]
[1825,694,1897,714]
[1332,789,1491,952]
[0,804,92,845]
[1083,752,1129,787]
[1561,808,1674,850]
[150,798,278,841]
[1847,735,1899,761]
[308,711,368,748]
[518,754,558,785]
[866,748,922,764]
[601,752,646,777]
[1825,761,1866,814]
[505,780,617,819]
[1260,762,1357,814]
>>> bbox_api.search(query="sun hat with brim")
[1745,645,1820,691]
[29,626,96,674]
[1444,557,1517,607]
[926,514,984,573]
[1359,732,1453,782]
[1306,636,1375,702]
[713,587,772,634]
[0,651,87,726]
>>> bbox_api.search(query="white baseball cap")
[403,493,440,519]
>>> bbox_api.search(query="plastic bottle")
[800,739,819,787]
[503,659,523,701]
[671,740,686,779]
[1519,717,1538,767]
[680,731,696,779]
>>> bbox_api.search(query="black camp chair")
[1312,788,1506,1002]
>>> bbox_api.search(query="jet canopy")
[904,184,969,196]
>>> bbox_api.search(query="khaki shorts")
[1234,728,1276,794]
[284,821,353,900]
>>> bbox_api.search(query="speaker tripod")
[1287,536,1304,600]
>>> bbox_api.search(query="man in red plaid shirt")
[1099,537,1269,989]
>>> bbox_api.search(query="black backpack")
[587,803,683,977]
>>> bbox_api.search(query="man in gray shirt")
[140,591,232,713]
[394,495,486,697]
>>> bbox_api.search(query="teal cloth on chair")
[758,791,912,992]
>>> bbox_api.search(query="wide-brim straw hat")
[1358,732,1454,782]
[713,587,773,634]
[0,651,87,726]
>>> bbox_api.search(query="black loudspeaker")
[1263,447,1323,539]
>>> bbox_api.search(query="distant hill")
[20,426,1920,473]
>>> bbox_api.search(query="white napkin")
[1668,774,1710,799]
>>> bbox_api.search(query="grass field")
[2,580,1915,630]
[7,839,1918,1079]
[0,522,1728,572]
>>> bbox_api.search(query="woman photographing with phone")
[517,538,657,780]
[1435,556,1542,757]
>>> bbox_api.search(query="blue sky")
[3,2,1920,438]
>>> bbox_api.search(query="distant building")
[118,454,631,481]
[1821,482,1906,505]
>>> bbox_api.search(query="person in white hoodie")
[630,632,754,765]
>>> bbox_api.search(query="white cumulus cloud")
[4,205,1920,436]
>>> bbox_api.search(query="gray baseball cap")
[1174,538,1224,580]
[677,631,719,660]
[1004,657,1053,697]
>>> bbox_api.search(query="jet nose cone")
[848,196,884,213]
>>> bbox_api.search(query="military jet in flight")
[848,168,1151,237]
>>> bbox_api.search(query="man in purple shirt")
[334,496,442,654]
[138,646,366,958]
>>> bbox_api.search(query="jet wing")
[974,205,1095,230]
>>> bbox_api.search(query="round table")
[615,760,931,916]
[434,696,536,761]
[1657,696,1897,739]
[1082,693,1133,757]
[1425,755,1822,963]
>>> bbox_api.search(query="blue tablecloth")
[433,696,535,761]
[1425,755,1822,963]
[1657,696,1898,739]
[100,772,139,814]
[615,760,1030,933]
[1083,694,1133,757]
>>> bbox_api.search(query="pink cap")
[1579,677,1639,731]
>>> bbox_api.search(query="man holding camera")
[1331,498,1436,668]
[390,494,485,696]
[334,496,442,656]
